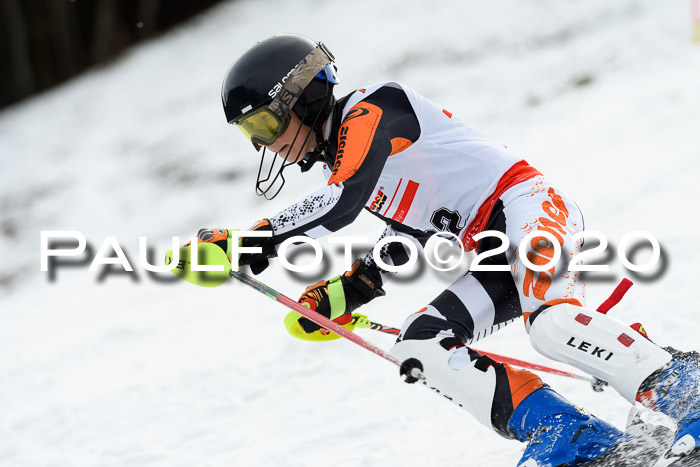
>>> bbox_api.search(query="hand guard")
[297,260,386,334]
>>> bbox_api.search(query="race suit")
[264,81,585,436]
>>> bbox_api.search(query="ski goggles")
[234,106,291,150]
[234,43,336,151]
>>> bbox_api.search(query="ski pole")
[232,271,599,388]
[350,315,598,385]
[476,350,598,384]
[230,270,424,383]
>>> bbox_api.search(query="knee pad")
[528,303,672,402]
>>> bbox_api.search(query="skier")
[196,34,700,466]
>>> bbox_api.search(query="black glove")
[239,219,276,275]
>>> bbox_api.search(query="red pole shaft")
[476,350,595,382]
[363,320,593,381]
[232,271,403,367]
[234,272,594,383]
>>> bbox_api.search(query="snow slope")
[1,0,700,465]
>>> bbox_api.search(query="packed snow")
[1,0,700,465]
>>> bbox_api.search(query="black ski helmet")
[221,34,339,199]
[221,34,338,139]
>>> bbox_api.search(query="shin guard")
[391,337,543,436]
[528,303,672,402]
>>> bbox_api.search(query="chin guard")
[298,147,324,172]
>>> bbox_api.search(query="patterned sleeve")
[268,182,345,241]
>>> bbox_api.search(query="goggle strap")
[268,43,334,121]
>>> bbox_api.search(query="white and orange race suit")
[262,81,587,436]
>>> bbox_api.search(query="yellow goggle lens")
[235,109,284,146]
